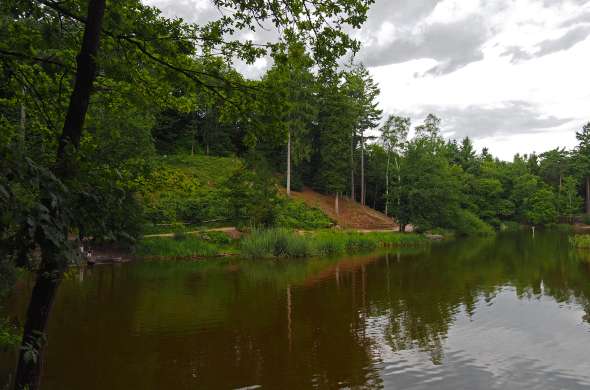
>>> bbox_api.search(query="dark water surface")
[2,231,590,389]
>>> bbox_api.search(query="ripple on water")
[374,287,590,390]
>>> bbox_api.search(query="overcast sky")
[145,0,590,160]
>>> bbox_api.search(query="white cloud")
[366,0,590,159]
[143,0,590,160]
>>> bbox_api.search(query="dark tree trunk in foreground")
[55,0,105,178]
[14,1,105,388]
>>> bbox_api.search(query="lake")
[2,231,590,389]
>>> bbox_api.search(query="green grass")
[137,236,222,258]
[240,229,427,259]
[158,154,242,186]
[240,228,312,258]
[139,154,242,226]
[275,199,333,229]
[570,234,590,249]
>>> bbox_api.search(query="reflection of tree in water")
[365,232,590,365]
[3,232,590,389]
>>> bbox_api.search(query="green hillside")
[138,154,332,234]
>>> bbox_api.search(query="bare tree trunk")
[191,129,195,156]
[373,182,378,209]
[394,156,401,209]
[360,131,365,205]
[55,0,105,178]
[15,1,105,388]
[14,247,64,390]
[335,192,339,215]
[19,89,26,150]
[287,129,291,196]
[350,133,355,201]
[385,150,390,216]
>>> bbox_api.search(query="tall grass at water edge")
[240,229,427,259]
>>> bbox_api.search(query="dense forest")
[1,0,590,388]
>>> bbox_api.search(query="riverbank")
[135,228,428,260]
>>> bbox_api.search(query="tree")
[12,1,106,388]
[343,65,382,204]
[415,113,442,142]
[575,122,590,215]
[381,115,409,217]
[262,41,317,196]
[525,186,558,226]
[312,77,352,214]
[394,136,463,231]
[558,176,583,221]
[2,1,375,388]
[457,137,478,173]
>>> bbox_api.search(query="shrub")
[224,161,281,227]
[201,231,233,245]
[525,187,558,225]
[583,214,590,225]
[275,199,332,229]
[0,318,20,350]
[453,209,495,236]
[570,234,590,249]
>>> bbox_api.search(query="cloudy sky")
[145,0,590,160]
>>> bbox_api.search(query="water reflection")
[1,231,590,389]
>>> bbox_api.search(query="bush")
[275,199,332,229]
[570,234,590,249]
[200,231,233,245]
[224,158,281,227]
[453,209,495,236]
[583,214,590,225]
[0,317,20,350]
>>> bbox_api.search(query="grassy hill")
[139,154,398,234]
[138,154,332,233]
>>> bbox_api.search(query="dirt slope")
[290,188,397,230]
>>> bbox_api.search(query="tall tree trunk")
[55,0,105,178]
[373,182,378,209]
[360,132,365,206]
[394,156,401,209]
[335,192,339,215]
[558,174,562,214]
[385,150,390,216]
[287,129,291,196]
[350,133,355,201]
[586,176,590,215]
[14,246,65,390]
[14,1,105,388]
[191,112,197,156]
[19,88,26,150]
